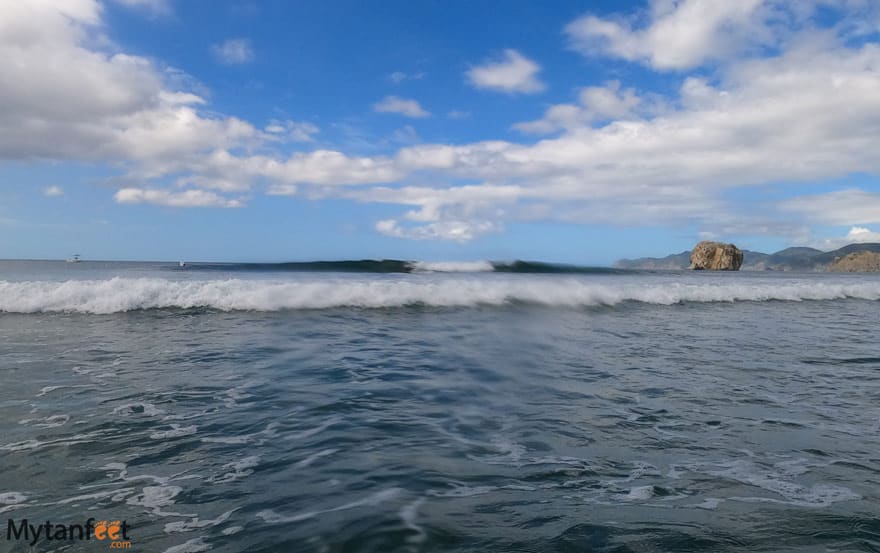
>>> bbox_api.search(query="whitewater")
[3,274,880,313]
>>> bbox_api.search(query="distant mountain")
[613,250,691,270]
[614,243,880,271]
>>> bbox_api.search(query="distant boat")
[66,254,81,263]
[179,261,186,267]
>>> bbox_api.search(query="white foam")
[294,448,338,468]
[707,460,861,507]
[0,431,102,452]
[625,485,655,500]
[2,276,880,313]
[410,261,495,273]
[56,487,135,505]
[0,492,28,513]
[19,414,70,428]
[102,462,170,485]
[36,385,88,397]
[0,492,27,504]
[127,485,192,517]
[164,509,236,533]
[150,425,198,440]
[208,456,260,484]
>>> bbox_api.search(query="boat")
[66,254,81,263]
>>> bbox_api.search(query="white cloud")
[355,36,880,239]
[114,188,243,208]
[191,150,400,191]
[782,189,880,225]
[111,0,171,16]
[43,185,64,197]
[845,226,880,242]
[264,119,319,142]
[266,184,297,196]
[466,49,545,94]
[390,125,420,144]
[812,226,880,250]
[389,71,425,84]
[514,81,642,134]
[565,0,769,70]
[373,96,430,118]
[6,0,880,245]
[212,38,254,64]
[447,110,471,120]
[0,1,260,167]
[375,219,499,242]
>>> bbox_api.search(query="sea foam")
[1,276,879,314]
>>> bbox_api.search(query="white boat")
[66,254,81,263]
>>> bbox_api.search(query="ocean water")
[1,260,879,552]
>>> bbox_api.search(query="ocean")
[1,260,878,552]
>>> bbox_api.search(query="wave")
[171,259,623,274]
[1,277,880,313]
[410,261,495,273]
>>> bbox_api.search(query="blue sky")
[2,0,880,263]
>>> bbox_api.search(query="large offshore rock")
[689,241,744,271]
[829,251,880,272]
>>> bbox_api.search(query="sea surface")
[1,260,878,552]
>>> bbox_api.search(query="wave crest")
[1,277,879,314]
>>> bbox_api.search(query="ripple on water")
[256,488,403,524]
[0,492,28,514]
[208,456,260,484]
[150,424,198,440]
[126,485,192,517]
[162,537,211,553]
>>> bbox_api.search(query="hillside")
[615,243,880,271]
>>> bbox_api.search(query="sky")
[2,0,880,264]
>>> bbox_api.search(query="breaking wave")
[170,259,622,274]
[2,277,880,314]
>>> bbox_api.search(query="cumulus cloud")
[6,0,880,242]
[114,188,243,208]
[514,81,643,134]
[373,96,430,118]
[466,49,545,94]
[0,2,259,167]
[843,226,880,242]
[812,226,880,250]
[43,185,64,197]
[0,1,259,207]
[375,219,500,242]
[212,38,254,64]
[565,0,768,70]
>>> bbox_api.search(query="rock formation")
[689,241,744,271]
[829,251,880,272]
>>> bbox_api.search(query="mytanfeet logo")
[7,518,132,549]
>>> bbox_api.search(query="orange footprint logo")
[94,520,109,540]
